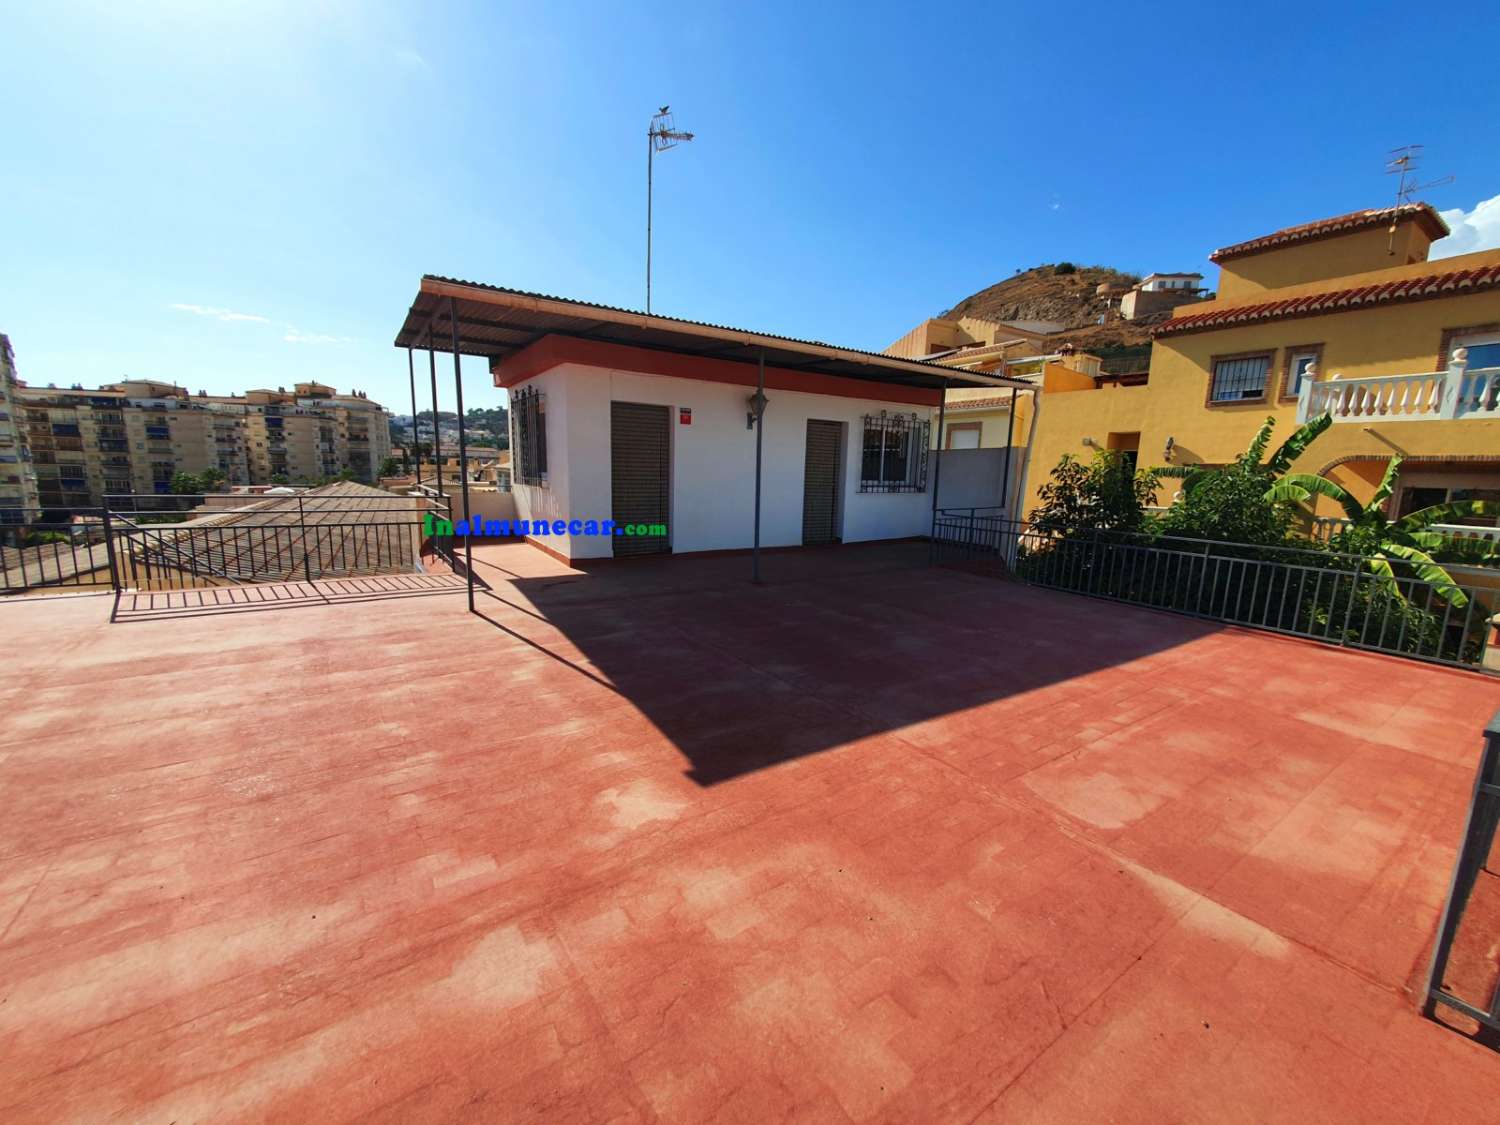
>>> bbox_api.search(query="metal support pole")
[427,327,444,498]
[297,493,313,581]
[752,349,764,584]
[646,134,654,314]
[928,378,948,563]
[407,347,421,490]
[450,297,475,615]
[1000,386,1018,513]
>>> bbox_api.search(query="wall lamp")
[1164,435,1175,463]
[746,389,769,431]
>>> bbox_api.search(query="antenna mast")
[1384,145,1454,252]
[646,106,695,314]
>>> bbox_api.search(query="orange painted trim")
[523,536,573,566]
[492,335,942,408]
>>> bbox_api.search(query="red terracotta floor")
[2,541,1499,1123]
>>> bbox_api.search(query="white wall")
[509,363,940,560]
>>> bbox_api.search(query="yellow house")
[1022,203,1500,525]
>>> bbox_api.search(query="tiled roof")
[1208,204,1448,262]
[1154,263,1500,338]
[942,395,1018,411]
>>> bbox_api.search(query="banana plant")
[1265,456,1499,607]
[1158,413,1332,492]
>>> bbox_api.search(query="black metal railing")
[2,492,455,597]
[932,511,1498,670]
[1426,710,1500,1033]
[104,492,452,591]
[0,507,111,594]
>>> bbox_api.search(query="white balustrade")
[1297,348,1500,423]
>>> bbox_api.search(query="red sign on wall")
[679,407,692,425]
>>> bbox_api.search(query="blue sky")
[4,1,1498,412]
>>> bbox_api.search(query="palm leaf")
[1362,553,1401,600]
[1245,417,1276,466]
[1367,456,1402,512]
[1432,536,1500,567]
[1397,499,1500,531]
[1266,474,1362,522]
[1380,541,1469,607]
[1265,413,1332,474]
[1157,465,1213,494]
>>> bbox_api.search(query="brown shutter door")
[611,402,671,557]
[802,420,841,545]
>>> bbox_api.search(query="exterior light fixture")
[1164,435,1175,462]
[746,389,768,431]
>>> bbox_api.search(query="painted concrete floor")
[2,541,1499,1123]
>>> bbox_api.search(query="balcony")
[1298,349,1500,424]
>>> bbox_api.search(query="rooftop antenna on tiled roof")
[1385,145,1453,252]
[646,105,695,314]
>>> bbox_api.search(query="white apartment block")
[12,378,392,508]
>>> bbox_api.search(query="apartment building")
[13,377,392,507]
[0,336,42,514]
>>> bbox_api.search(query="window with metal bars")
[859,411,929,493]
[513,386,548,486]
[1209,354,1271,402]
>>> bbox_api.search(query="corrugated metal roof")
[394,276,1029,391]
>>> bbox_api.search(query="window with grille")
[512,386,548,486]
[1209,354,1271,402]
[859,411,929,493]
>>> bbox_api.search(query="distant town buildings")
[7,371,393,508]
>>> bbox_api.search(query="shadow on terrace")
[464,537,1220,786]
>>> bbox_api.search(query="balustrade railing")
[1299,349,1500,423]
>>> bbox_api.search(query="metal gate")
[611,402,671,557]
[802,420,841,545]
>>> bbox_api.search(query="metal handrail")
[931,515,1497,670]
[1426,710,1500,1031]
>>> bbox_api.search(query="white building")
[395,278,1029,566]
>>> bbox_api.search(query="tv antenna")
[1385,145,1453,251]
[646,106,695,314]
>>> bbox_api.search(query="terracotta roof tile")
[1208,204,1448,263]
[1154,263,1500,338]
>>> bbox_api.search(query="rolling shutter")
[611,402,671,557]
[802,420,841,545]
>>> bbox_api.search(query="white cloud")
[394,48,429,72]
[170,303,269,323]
[1431,193,1500,259]
[284,328,354,345]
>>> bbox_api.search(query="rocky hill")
[941,263,1163,357]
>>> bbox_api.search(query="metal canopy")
[394,276,1029,392]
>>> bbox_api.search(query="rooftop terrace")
[3,541,1499,1121]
